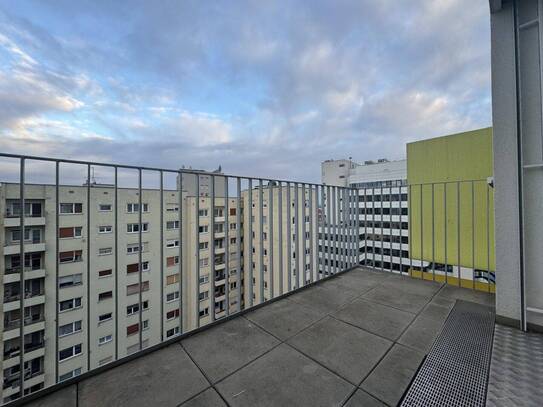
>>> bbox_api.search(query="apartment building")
[321,158,412,274]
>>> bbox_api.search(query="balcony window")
[59,250,83,263]
[59,203,83,214]
[6,202,42,217]
[10,228,41,244]
[58,321,82,337]
[59,344,82,362]
[59,274,83,288]
[59,297,82,312]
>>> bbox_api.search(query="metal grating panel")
[401,300,495,407]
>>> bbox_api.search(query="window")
[127,223,149,233]
[167,327,180,338]
[126,261,149,274]
[166,274,179,285]
[98,335,113,345]
[199,291,209,301]
[198,209,208,217]
[199,307,209,317]
[230,237,236,244]
[127,243,147,254]
[59,274,83,288]
[59,250,82,263]
[59,321,82,337]
[98,291,113,301]
[59,227,82,239]
[230,223,237,230]
[98,225,113,234]
[126,300,149,316]
[166,309,180,320]
[199,225,208,233]
[199,242,209,250]
[229,208,236,216]
[59,344,82,361]
[166,291,180,302]
[98,247,113,256]
[127,203,149,213]
[166,256,179,267]
[214,208,224,217]
[59,297,82,312]
[59,203,83,214]
[98,269,112,278]
[166,239,179,248]
[98,312,112,323]
[166,204,179,212]
[166,220,179,230]
[199,275,209,284]
[59,367,82,382]
[98,204,112,212]
[127,281,149,295]
[126,323,139,336]
[199,258,209,267]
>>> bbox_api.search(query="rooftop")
[27,267,496,407]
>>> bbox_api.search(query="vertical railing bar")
[302,183,307,285]
[18,157,25,397]
[114,166,119,360]
[457,181,461,287]
[138,168,143,351]
[372,187,376,269]
[390,187,393,273]
[54,161,60,381]
[346,188,351,269]
[177,171,183,332]
[444,183,448,285]
[332,186,337,274]
[86,164,91,368]
[258,179,264,301]
[236,177,242,312]
[472,181,476,290]
[248,178,253,306]
[294,182,300,286]
[431,183,435,282]
[364,188,367,269]
[343,187,347,271]
[420,184,424,279]
[268,180,274,298]
[210,174,216,321]
[338,187,343,272]
[326,186,331,277]
[224,176,230,317]
[309,185,314,282]
[278,182,283,293]
[318,185,323,278]
[159,171,164,341]
[380,186,384,272]
[286,182,292,291]
[356,187,360,268]
[408,184,412,277]
[487,183,491,293]
[195,174,200,328]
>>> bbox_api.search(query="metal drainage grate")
[400,300,495,407]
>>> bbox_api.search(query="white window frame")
[98,225,113,234]
[127,223,149,233]
[98,247,113,256]
[166,291,180,303]
[98,335,113,346]
[98,204,112,212]
[59,203,83,215]
[58,320,82,337]
[166,239,179,248]
[59,344,82,362]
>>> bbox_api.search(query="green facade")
[407,128,495,285]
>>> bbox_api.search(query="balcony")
[22,266,502,407]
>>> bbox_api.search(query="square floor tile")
[181,388,227,407]
[397,315,445,353]
[245,298,325,340]
[78,345,209,407]
[344,389,387,407]
[182,317,280,383]
[362,285,431,314]
[287,316,392,384]
[334,298,416,340]
[216,344,354,407]
[436,284,495,307]
[288,283,359,314]
[361,344,425,407]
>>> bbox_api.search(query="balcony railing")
[0,152,496,405]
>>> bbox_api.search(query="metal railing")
[0,153,358,405]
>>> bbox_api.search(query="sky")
[0,0,492,184]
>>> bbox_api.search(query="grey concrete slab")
[288,283,360,314]
[397,315,445,353]
[180,388,227,407]
[344,389,387,407]
[245,298,325,340]
[78,345,209,407]
[334,298,416,340]
[436,284,495,307]
[182,317,280,383]
[25,385,77,407]
[380,276,443,297]
[216,344,354,407]
[361,285,431,314]
[418,301,454,324]
[331,272,386,294]
[287,316,392,384]
[361,344,425,407]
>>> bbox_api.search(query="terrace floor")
[27,267,495,407]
